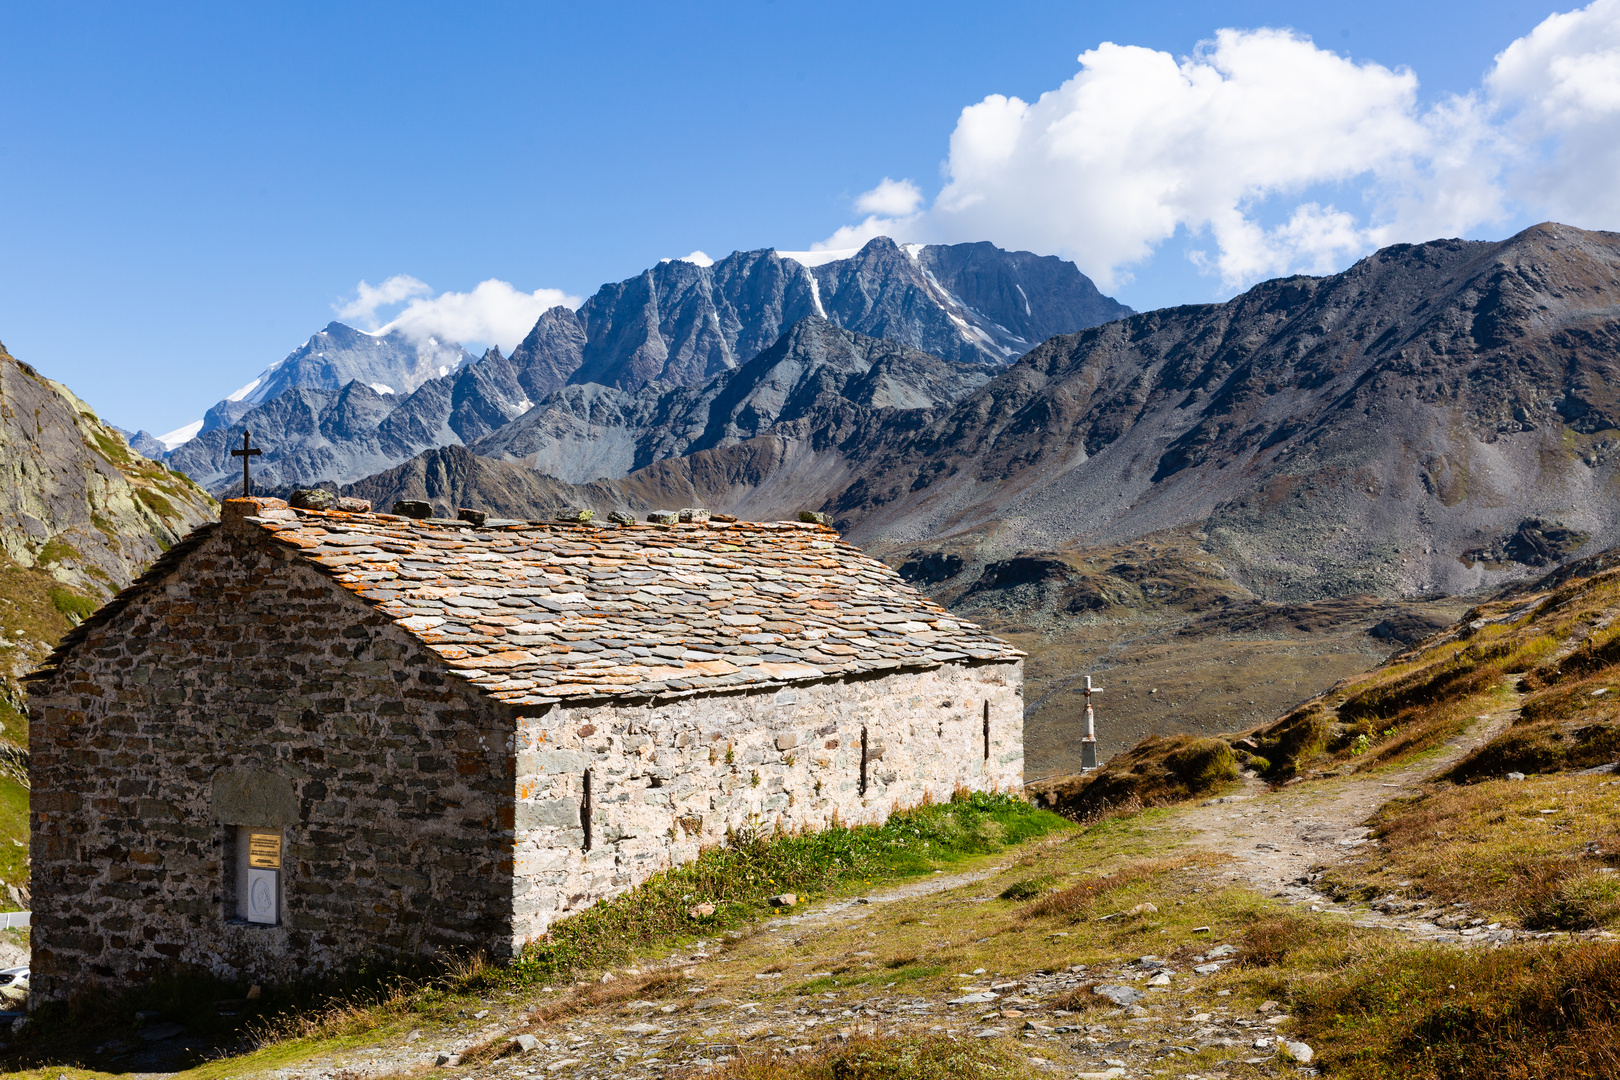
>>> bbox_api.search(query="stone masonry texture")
[25,499,1023,1001]
[509,665,1022,941]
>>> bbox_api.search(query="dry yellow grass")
[680,1034,1040,1080]
[1221,564,1620,784]
[1325,773,1620,927]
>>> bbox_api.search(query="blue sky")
[0,1,1606,435]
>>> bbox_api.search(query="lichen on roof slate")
[241,504,1021,705]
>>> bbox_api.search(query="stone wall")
[507,661,1022,941]
[27,522,515,1002]
[27,509,1025,1000]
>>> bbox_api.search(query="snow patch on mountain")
[777,247,861,268]
[225,377,263,403]
[157,420,203,449]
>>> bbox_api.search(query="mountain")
[338,443,645,522]
[823,222,1620,600]
[328,318,992,515]
[0,341,216,594]
[340,223,1620,605]
[0,338,216,770]
[168,344,541,493]
[470,316,993,482]
[166,239,1124,494]
[197,322,475,434]
[111,426,169,458]
[559,239,1131,392]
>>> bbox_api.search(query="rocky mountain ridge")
[0,339,216,747]
[827,222,1620,600]
[169,343,541,493]
[340,223,1620,607]
[563,239,1131,391]
[0,342,215,594]
[169,315,994,494]
[471,317,993,482]
[163,239,1128,494]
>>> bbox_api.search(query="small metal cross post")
[231,430,262,497]
[1080,675,1103,770]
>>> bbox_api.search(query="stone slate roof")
[233,500,1020,706]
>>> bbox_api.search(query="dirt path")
[1166,689,1522,940]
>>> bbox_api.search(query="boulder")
[1092,984,1144,1006]
[288,488,335,511]
[1279,1040,1314,1064]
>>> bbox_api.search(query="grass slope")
[1041,546,1620,819]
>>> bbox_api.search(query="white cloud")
[1488,0,1620,226]
[814,213,920,253]
[334,275,432,326]
[855,177,924,217]
[818,4,1620,291]
[334,278,582,352]
[661,250,715,266]
[815,179,927,252]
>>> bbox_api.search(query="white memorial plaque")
[246,867,279,925]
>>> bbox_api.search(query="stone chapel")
[25,498,1023,1001]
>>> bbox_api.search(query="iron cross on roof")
[231,430,263,497]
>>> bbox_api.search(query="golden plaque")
[248,832,282,869]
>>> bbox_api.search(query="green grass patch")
[0,774,26,892]
[0,693,25,749]
[89,430,132,466]
[47,587,96,622]
[1060,804,1180,859]
[136,487,179,519]
[34,537,80,567]
[476,792,1067,988]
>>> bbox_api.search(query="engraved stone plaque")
[246,867,278,924]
